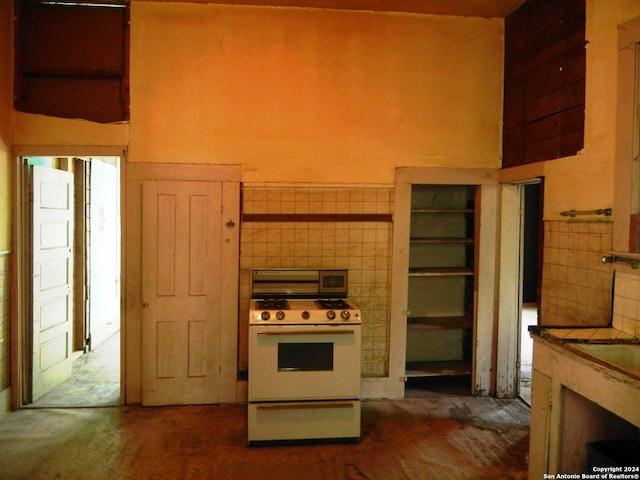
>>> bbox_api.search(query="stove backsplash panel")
[239,186,394,377]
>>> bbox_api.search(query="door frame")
[126,163,241,405]
[496,164,545,398]
[10,145,126,408]
[73,158,89,354]
[387,167,499,400]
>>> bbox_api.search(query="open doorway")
[518,182,542,405]
[15,155,121,408]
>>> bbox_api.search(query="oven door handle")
[257,330,356,336]
[256,402,356,410]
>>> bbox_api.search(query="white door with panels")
[141,180,225,406]
[31,166,75,401]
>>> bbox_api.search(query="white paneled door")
[141,180,225,406]
[31,166,75,401]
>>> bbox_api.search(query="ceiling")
[161,0,527,18]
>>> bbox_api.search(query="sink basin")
[570,344,640,380]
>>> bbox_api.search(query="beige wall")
[124,2,504,397]
[7,1,505,404]
[12,2,640,226]
[9,0,640,402]
[129,3,504,182]
[1,0,12,410]
[13,113,128,147]
[1,0,12,251]
[14,0,640,214]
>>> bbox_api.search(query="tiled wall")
[0,252,9,391]
[239,186,394,377]
[612,271,640,338]
[541,221,613,326]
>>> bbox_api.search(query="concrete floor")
[519,305,537,405]
[0,394,530,480]
[28,331,120,408]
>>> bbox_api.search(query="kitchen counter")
[532,325,639,344]
[528,328,640,477]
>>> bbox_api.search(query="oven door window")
[278,343,333,372]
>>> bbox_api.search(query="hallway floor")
[519,305,537,405]
[0,393,530,480]
[29,331,120,408]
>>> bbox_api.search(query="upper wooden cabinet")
[502,0,585,167]
[14,1,129,123]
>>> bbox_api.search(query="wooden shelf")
[407,316,472,329]
[406,185,477,388]
[405,361,471,378]
[409,267,474,276]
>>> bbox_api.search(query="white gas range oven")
[247,268,362,445]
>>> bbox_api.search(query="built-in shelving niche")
[405,184,477,384]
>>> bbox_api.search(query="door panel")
[141,181,223,406]
[32,166,74,401]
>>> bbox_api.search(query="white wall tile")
[240,186,394,377]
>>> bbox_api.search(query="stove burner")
[257,299,289,310]
[316,299,350,310]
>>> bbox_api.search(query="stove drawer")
[248,400,361,444]
[248,325,361,401]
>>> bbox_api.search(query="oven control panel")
[249,299,361,325]
[250,269,360,325]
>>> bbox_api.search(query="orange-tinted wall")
[1,0,12,250]
[128,3,504,184]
